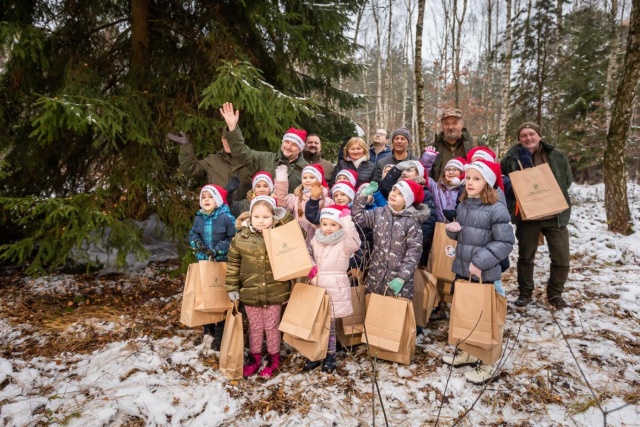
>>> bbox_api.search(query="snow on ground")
[1,184,639,426]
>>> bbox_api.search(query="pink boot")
[243,353,261,378]
[258,353,280,378]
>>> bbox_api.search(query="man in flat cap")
[428,108,480,180]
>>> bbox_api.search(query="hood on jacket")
[390,203,432,223]
[235,206,289,230]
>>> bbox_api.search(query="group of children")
[188,131,514,384]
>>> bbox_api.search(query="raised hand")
[167,131,190,145]
[219,102,240,131]
[310,181,323,199]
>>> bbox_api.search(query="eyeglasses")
[374,132,387,137]
[444,168,461,173]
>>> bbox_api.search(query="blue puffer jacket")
[446,197,514,282]
[189,204,236,261]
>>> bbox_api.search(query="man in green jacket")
[429,108,479,180]
[501,122,573,309]
[220,102,307,193]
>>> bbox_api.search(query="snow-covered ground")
[1,183,639,426]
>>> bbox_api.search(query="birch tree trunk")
[415,0,427,147]
[453,0,468,108]
[373,3,384,128]
[384,0,393,127]
[497,0,513,156]
[604,0,639,235]
[604,0,621,129]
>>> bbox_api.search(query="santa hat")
[250,195,277,212]
[252,171,274,193]
[200,184,227,209]
[444,157,467,186]
[320,204,349,222]
[405,160,425,179]
[331,182,356,201]
[282,127,307,152]
[302,164,328,188]
[393,179,424,207]
[466,146,496,163]
[335,169,358,187]
[466,159,504,192]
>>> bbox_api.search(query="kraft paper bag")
[413,269,429,328]
[279,282,327,341]
[421,270,441,323]
[427,222,457,282]
[283,294,331,361]
[180,263,226,327]
[364,294,416,365]
[457,293,507,364]
[264,220,313,281]
[448,280,497,349]
[194,260,233,313]
[509,163,569,220]
[336,285,366,348]
[219,303,243,380]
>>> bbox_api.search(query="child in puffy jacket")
[188,184,236,353]
[441,159,514,385]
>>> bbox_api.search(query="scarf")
[314,228,346,245]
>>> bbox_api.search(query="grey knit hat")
[517,122,542,138]
[391,127,412,144]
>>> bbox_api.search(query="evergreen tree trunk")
[131,0,150,89]
[604,0,639,235]
[415,0,427,147]
[497,0,513,156]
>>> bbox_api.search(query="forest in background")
[0,0,638,274]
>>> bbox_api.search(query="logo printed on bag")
[444,245,456,257]
[532,183,540,190]
[281,242,288,249]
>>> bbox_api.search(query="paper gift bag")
[421,271,441,323]
[180,263,226,327]
[264,220,313,281]
[364,294,416,365]
[283,294,331,361]
[448,280,497,349]
[279,283,328,341]
[219,303,243,380]
[413,270,429,328]
[194,260,233,313]
[509,163,569,220]
[457,293,507,364]
[336,285,366,347]
[427,222,457,282]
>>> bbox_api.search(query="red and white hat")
[283,127,307,152]
[331,182,355,201]
[200,184,227,209]
[393,179,424,207]
[252,171,274,193]
[466,147,496,163]
[466,159,504,191]
[250,195,277,212]
[444,157,467,186]
[335,169,358,187]
[302,164,328,188]
[320,204,349,222]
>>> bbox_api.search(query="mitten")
[361,181,378,196]
[388,278,405,295]
[195,241,207,252]
[166,131,190,145]
[275,164,288,181]
[443,210,457,222]
[424,145,438,155]
[308,266,318,280]
[517,146,534,169]
[225,175,241,196]
[445,221,461,233]
[228,291,240,302]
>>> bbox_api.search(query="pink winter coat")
[309,216,362,319]
[274,178,333,247]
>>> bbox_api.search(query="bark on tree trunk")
[384,0,393,127]
[415,0,427,148]
[604,0,621,129]
[373,4,384,128]
[131,0,150,89]
[497,0,513,157]
[604,0,639,235]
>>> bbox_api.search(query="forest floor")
[1,184,639,427]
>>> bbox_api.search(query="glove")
[469,263,482,279]
[195,241,207,252]
[228,291,240,302]
[310,181,323,199]
[396,161,413,171]
[205,249,216,258]
[275,164,288,181]
[517,146,534,169]
[443,209,457,222]
[167,131,190,145]
[361,181,378,196]
[225,175,241,196]
[388,278,405,295]
[445,221,461,233]
[424,145,438,155]
[308,266,318,280]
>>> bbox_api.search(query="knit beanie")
[335,169,358,187]
[283,127,307,152]
[391,127,412,144]
[302,164,328,188]
[517,122,542,138]
[393,179,424,207]
[466,146,496,163]
[250,195,277,212]
[331,182,356,201]
[200,184,227,209]
[252,171,274,193]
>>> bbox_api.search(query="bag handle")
[517,159,524,171]
[382,286,399,298]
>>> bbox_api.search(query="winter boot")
[441,350,480,368]
[514,294,532,307]
[211,321,225,352]
[243,353,262,378]
[259,353,280,378]
[301,358,322,372]
[199,334,214,355]
[548,296,568,309]
[321,352,337,373]
[464,362,498,385]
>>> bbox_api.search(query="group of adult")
[168,108,573,309]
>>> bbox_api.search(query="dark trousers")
[515,218,570,299]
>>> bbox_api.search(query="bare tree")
[383,0,394,128]
[604,0,624,129]
[415,0,428,147]
[497,0,514,156]
[604,0,639,235]
[451,0,468,108]
[372,2,384,128]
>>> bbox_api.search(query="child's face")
[388,187,406,211]
[443,167,462,184]
[201,192,217,211]
[253,181,271,196]
[401,167,419,180]
[320,218,342,236]
[251,205,275,230]
[465,169,486,197]
[332,191,351,206]
[301,172,318,189]
[335,175,350,184]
